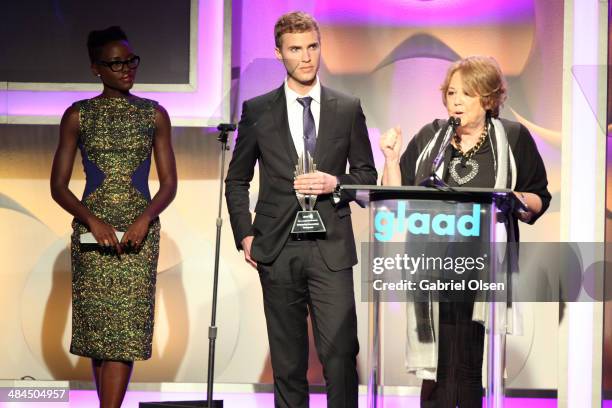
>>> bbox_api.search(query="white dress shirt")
[284,77,321,158]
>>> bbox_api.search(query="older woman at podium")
[379,55,551,406]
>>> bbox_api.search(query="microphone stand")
[140,123,236,408]
[420,117,460,189]
[204,123,237,408]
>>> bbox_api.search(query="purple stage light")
[3,390,559,408]
[314,0,535,26]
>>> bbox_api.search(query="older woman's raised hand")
[379,126,402,163]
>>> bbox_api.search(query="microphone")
[217,123,237,145]
[217,123,236,132]
[421,116,461,187]
[431,116,460,173]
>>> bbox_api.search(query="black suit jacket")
[225,85,377,271]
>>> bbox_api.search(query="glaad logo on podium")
[374,203,481,241]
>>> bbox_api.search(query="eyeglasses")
[96,56,141,72]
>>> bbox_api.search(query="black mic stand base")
[140,401,223,407]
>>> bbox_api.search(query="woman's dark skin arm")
[51,105,123,253]
[120,105,177,248]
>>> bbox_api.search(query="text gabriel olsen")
[372,279,505,291]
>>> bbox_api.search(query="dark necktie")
[296,96,316,157]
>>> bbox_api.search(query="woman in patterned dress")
[51,26,177,408]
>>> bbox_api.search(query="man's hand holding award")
[292,152,331,234]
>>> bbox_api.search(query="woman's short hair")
[87,26,128,63]
[440,55,507,118]
[274,11,320,48]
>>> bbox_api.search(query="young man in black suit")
[225,11,377,408]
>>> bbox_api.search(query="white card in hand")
[79,231,125,244]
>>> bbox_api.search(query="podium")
[342,185,524,408]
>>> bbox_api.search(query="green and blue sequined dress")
[70,97,160,361]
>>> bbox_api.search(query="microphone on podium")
[421,116,461,188]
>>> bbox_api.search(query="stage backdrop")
[0,0,562,393]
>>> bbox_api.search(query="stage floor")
[0,390,564,407]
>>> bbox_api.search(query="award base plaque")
[291,210,326,234]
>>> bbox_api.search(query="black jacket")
[225,85,377,270]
